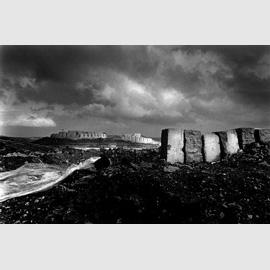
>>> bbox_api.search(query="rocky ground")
[0,136,270,223]
[0,136,100,171]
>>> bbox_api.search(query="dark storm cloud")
[167,45,270,107]
[1,46,122,81]
[14,80,100,106]
[180,45,270,66]
[207,46,270,108]
[1,45,159,83]
[226,70,270,107]
[1,45,161,107]
[1,45,270,137]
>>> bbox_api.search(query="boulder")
[161,128,184,163]
[236,128,255,149]
[164,165,180,173]
[216,129,239,157]
[255,128,270,144]
[203,133,221,162]
[94,155,111,170]
[184,130,203,163]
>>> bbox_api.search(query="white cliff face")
[121,133,160,145]
[51,130,107,140]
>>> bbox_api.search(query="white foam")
[72,146,100,151]
[0,156,100,203]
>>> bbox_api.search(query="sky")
[0,45,270,138]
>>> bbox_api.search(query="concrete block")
[236,128,255,149]
[255,128,270,143]
[216,129,239,156]
[203,133,221,162]
[161,128,184,163]
[184,130,203,163]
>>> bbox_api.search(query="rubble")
[94,155,111,170]
[0,137,270,223]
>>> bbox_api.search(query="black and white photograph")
[1,45,269,224]
[1,1,270,269]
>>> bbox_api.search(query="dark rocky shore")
[0,136,270,224]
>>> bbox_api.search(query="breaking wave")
[0,156,100,203]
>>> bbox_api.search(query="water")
[72,146,100,151]
[72,146,145,151]
[0,156,100,203]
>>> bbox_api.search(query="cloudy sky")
[0,45,269,137]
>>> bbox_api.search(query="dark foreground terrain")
[0,136,270,223]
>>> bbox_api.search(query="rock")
[220,212,225,219]
[94,155,111,170]
[184,130,203,163]
[161,128,184,163]
[140,161,153,169]
[120,157,132,166]
[255,128,270,144]
[203,133,221,162]
[216,129,239,157]
[164,165,179,173]
[236,128,255,149]
[258,161,270,167]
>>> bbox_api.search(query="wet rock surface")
[1,137,270,224]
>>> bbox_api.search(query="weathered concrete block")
[184,130,203,163]
[203,133,221,162]
[255,128,270,143]
[161,128,184,163]
[215,129,239,156]
[236,128,255,149]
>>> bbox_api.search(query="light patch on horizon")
[10,114,56,127]
[0,87,56,130]
[0,111,56,128]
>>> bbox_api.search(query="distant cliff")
[50,130,107,140]
[121,133,160,145]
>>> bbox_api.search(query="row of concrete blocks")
[161,128,270,163]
